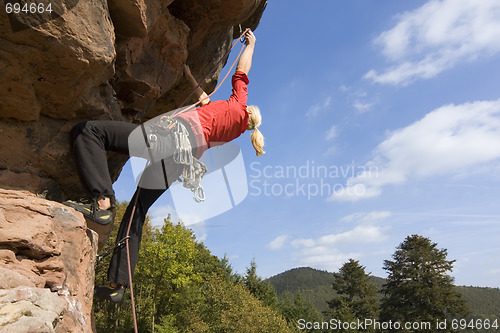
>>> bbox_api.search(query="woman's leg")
[71,120,137,200]
[107,186,166,286]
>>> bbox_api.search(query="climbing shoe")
[95,284,126,304]
[62,198,115,225]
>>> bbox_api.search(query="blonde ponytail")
[251,128,265,156]
[247,105,265,156]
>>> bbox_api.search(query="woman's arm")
[235,30,256,75]
[184,65,210,106]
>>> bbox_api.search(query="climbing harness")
[142,114,208,202]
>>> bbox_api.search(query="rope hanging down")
[123,28,250,333]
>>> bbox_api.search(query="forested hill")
[267,267,500,319]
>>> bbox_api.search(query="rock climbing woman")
[63,29,264,303]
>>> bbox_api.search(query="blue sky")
[115,0,500,288]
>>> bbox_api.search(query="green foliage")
[269,267,335,296]
[456,286,500,319]
[179,274,291,333]
[268,252,497,333]
[219,254,243,284]
[326,259,379,332]
[269,267,340,314]
[279,291,324,332]
[93,212,495,333]
[244,259,279,309]
[92,203,295,333]
[268,267,386,317]
[380,235,468,332]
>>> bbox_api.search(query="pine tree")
[326,259,379,332]
[279,291,324,333]
[244,259,279,309]
[380,235,468,332]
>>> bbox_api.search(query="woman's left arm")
[184,65,210,106]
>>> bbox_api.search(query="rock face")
[0,188,98,332]
[0,0,267,200]
[0,1,266,331]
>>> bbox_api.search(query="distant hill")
[267,267,500,319]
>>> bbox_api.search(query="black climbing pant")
[70,120,182,286]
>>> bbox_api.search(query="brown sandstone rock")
[0,286,68,333]
[0,0,117,121]
[112,8,190,119]
[0,188,98,332]
[0,0,266,199]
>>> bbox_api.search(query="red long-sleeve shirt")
[177,71,250,158]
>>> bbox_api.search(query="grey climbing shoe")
[95,284,126,303]
[63,198,115,225]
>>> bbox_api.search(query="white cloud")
[353,101,375,113]
[317,225,388,245]
[150,204,205,226]
[486,267,500,275]
[306,96,332,118]
[196,233,207,242]
[366,0,500,85]
[150,205,176,226]
[267,235,288,250]
[330,99,500,201]
[291,238,315,248]
[329,183,382,202]
[290,224,387,271]
[340,211,392,224]
[325,125,338,141]
[338,86,377,113]
[322,146,337,157]
[294,248,358,269]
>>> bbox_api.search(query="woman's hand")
[244,30,256,47]
[236,30,256,74]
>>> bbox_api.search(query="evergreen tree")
[279,291,324,333]
[380,235,468,332]
[244,258,279,309]
[325,259,379,332]
[220,253,243,284]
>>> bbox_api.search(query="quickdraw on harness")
[145,115,207,202]
[96,236,131,266]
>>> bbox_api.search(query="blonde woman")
[64,29,264,303]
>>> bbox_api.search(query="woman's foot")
[94,283,126,303]
[63,197,115,225]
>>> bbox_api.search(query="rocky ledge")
[0,188,98,332]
